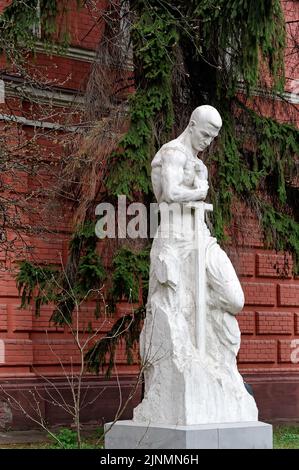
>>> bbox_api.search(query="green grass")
[0,442,52,449]
[0,427,104,449]
[273,425,299,449]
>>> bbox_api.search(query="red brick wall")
[0,0,121,381]
[231,243,299,370]
[0,0,108,52]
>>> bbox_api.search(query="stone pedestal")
[104,420,273,449]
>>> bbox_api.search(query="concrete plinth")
[104,420,273,449]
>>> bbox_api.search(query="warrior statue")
[133,105,258,425]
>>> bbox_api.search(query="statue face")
[189,120,220,152]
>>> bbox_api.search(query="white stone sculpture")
[133,105,258,425]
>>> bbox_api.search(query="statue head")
[188,105,222,153]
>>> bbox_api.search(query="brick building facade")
[0,0,298,429]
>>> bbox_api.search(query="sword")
[186,201,213,360]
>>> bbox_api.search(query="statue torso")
[151,139,208,203]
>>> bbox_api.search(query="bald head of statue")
[188,105,222,153]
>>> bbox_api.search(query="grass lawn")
[273,425,299,449]
[0,428,104,449]
[0,425,298,449]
